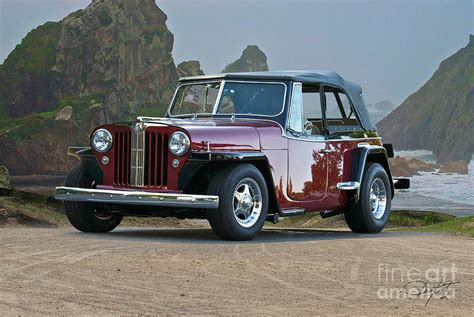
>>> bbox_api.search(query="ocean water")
[391,151,474,216]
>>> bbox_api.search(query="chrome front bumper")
[54,187,219,209]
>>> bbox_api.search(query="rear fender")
[347,145,394,200]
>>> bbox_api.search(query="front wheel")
[344,162,392,233]
[207,164,268,241]
[64,163,122,233]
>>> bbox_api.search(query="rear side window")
[324,86,361,132]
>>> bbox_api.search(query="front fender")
[179,151,280,214]
[68,147,103,183]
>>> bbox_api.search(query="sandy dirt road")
[0,227,473,316]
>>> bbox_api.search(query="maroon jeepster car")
[55,71,409,240]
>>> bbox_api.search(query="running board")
[280,208,305,217]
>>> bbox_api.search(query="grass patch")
[0,190,66,227]
[396,216,474,237]
[0,189,199,228]
[268,210,473,238]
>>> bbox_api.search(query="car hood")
[131,117,283,152]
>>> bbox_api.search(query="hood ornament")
[132,122,145,134]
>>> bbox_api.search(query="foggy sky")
[0,0,472,105]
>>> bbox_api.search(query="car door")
[323,85,365,206]
[286,82,328,202]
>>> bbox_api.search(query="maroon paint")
[90,119,382,213]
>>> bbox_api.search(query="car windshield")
[169,81,285,117]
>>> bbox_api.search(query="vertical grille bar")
[124,126,169,188]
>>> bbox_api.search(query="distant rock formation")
[438,160,468,174]
[366,100,395,123]
[377,35,474,163]
[176,61,204,78]
[222,45,269,73]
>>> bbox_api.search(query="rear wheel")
[207,164,268,241]
[64,163,122,233]
[344,162,392,233]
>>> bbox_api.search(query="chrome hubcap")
[370,178,387,219]
[233,178,262,228]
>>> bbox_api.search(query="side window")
[288,83,324,136]
[324,86,361,131]
[288,83,303,133]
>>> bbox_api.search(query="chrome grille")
[113,125,168,188]
[113,129,131,186]
[130,129,145,187]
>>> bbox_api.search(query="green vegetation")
[67,9,85,20]
[1,21,61,77]
[0,20,61,119]
[0,189,199,228]
[0,111,56,140]
[0,190,67,227]
[0,93,106,140]
[396,216,474,237]
[268,210,473,238]
[58,93,105,119]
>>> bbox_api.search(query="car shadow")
[64,227,434,244]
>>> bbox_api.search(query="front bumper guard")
[54,187,219,209]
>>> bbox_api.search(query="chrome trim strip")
[336,181,361,190]
[212,80,226,114]
[54,187,219,209]
[130,127,145,187]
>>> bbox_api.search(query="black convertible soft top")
[179,70,375,131]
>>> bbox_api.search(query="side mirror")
[304,121,313,133]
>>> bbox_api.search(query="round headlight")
[92,129,113,153]
[169,131,190,156]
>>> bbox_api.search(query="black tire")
[344,162,392,233]
[207,164,268,241]
[64,163,122,233]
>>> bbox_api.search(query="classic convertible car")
[55,71,409,240]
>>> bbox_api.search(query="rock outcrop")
[0,166,11,196]
[176,61,204,78]
[0,0,178,174]
[438,160,469,174]
[53,0,178,120]
[377,35,474,163]
[222,45,269,73]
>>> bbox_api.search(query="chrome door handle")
[319,149,332,154]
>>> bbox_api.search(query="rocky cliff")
[222,45,269,73]
[377,35,474,163]
[0,0,178,174]
[0,0,271,175]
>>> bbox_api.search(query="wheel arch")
[180,152,280,214]
[68,147,103,183]
[355,146,394,198]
